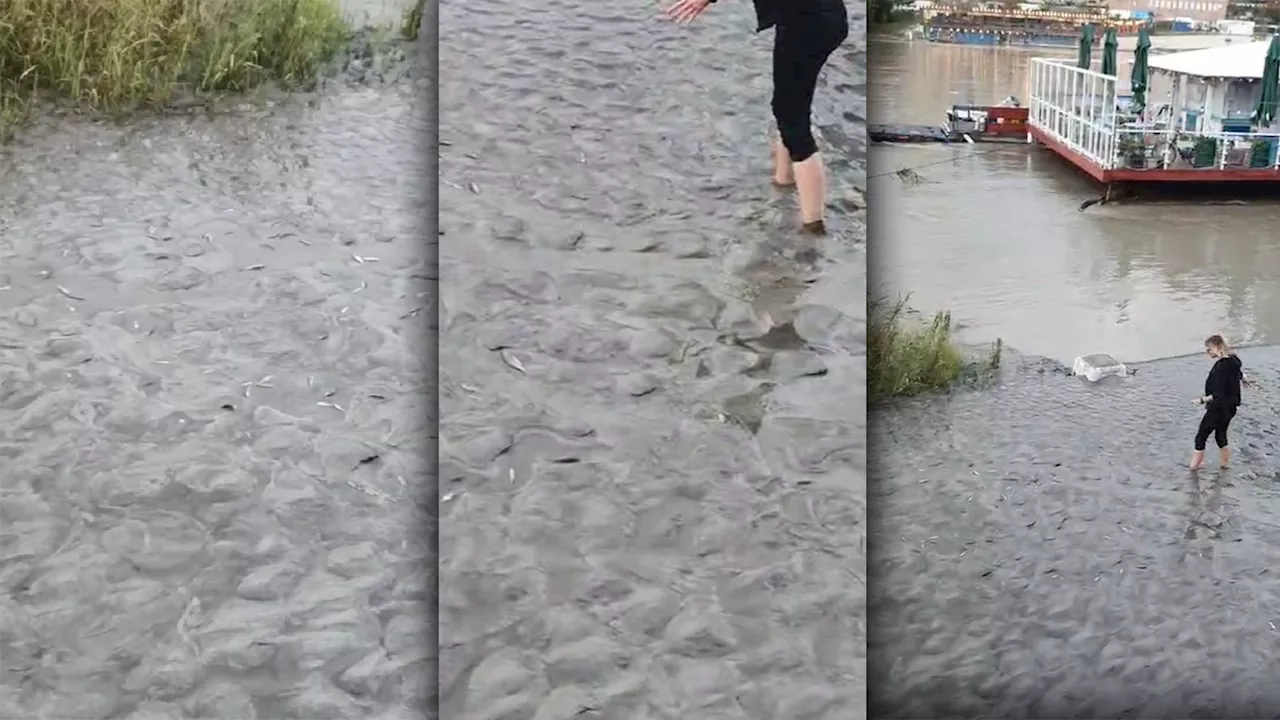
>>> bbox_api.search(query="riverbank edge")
[0,1,424,144]
[869,297,1003,403]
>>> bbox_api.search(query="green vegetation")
[0,0,350,141]
[401,0,425,41]
[870,0,916,29]
[869,297,1003,402]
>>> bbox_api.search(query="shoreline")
[0,3,421,143]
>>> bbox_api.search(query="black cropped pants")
[772,6,849,163]
[1194,404,1237,451]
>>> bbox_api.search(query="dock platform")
[1028,56,1280,184]
[871,104,1032,145]
[869,124,954,143]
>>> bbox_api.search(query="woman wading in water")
[663,0,849,234]
[1190,335,1251,470]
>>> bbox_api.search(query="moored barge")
[924,7,1148,49]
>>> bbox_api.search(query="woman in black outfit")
[1190,334,1250,470]
[664,0,849,234]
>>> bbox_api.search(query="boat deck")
[1028,57,1280,184]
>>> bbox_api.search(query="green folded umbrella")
[1077,24,1095,70]
[1101,27,1119,77]
[1130,27,1150,114]
[1255,35,1280,127]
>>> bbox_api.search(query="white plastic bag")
[1072,353,1128,382]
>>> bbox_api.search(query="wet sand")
[0,28,431,720]
[438,1,866,718]
[871,349,1280,717]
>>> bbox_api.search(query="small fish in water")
[500,350,526,374]
[317,401,344,412]
[243,264,265,271]
[56,286,84,301]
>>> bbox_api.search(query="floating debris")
[468,182,480,194]
[509,467,516,484]
[894,168,927,185]
[442,491,458,502]
[317,401,345,412]
[352,254,365,264]
[243,264,266,271]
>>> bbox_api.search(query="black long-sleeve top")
[1205,354,1244,409]
[711,0,847,31]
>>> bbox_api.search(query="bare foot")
[801,220,827,236]
[772,178,795,188]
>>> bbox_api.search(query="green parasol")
[1077,24,1095,70]
[1130,27,1151,114]
[1255,35,1280,126]
[1101,27,1119,77]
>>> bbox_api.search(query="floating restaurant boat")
[1028,38,1280,185]
[924,7,1148,49]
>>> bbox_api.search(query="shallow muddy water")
[438,1,866,718]
[0,26,430,720]
[871,348,1280,717]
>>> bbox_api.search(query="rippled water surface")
[869,37,1280,718]
[0,20,430,720]
[872,350,1280,717]
[439,1,866,718]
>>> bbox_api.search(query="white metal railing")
[1111,127,1280,171]
[1028,57,1120,169]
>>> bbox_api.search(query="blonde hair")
[1206,334,1231,354]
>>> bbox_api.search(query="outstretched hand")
[663,0,712,24]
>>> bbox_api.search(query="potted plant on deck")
[1117,135,1147,169]
[1250,137,1275,168]
[1192,136,1219,168]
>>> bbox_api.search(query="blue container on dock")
[1132,10,1152,18]
[1172,20,1193,32]
[1222,117,1252,134]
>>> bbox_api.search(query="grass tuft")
[0,0,349,140]
[401,0,424,41]
[869,296,1003,402]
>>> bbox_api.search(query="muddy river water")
[439,1,866,718]
[871,38,1280,717]
[0,9,432,720]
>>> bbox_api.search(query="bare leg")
[1189,450,1205,470]
[1219,447,1230,468]
[772,137,794,187]
[793,151,827,232]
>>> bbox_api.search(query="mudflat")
[439,0,867,718]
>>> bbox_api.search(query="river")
[0,6,431,718]
[870,38,1280,364]
[439,1,866,718]
[871,37,1280,718]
